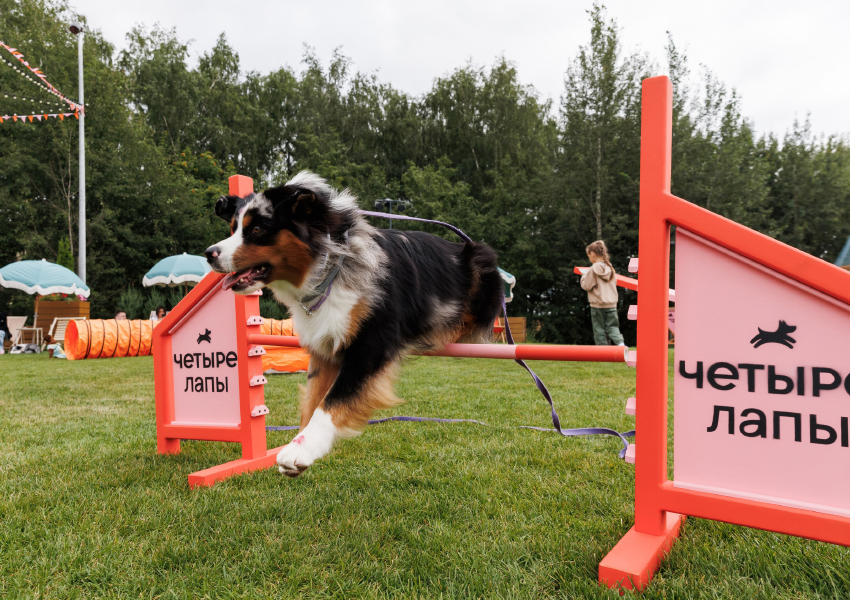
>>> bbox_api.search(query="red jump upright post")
[598,75,683,591]
[599,76,850,591]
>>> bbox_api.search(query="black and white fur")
[205,171,503,477]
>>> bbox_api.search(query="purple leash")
[358,210,475,244]
[268,210,635,459]
[266,416,490,432]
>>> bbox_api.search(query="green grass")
[2,351,849,599]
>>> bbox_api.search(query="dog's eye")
[251,226,263,235]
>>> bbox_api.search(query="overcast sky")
[70,0,850,138]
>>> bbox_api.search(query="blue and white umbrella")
[0,259,91,297]
[499,267,516,303]
[143,253,211,287]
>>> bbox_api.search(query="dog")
[197,329,212,344]
[750,320,796,349]
[204,171,503,477]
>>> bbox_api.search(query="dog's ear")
[290,190,319,219]
[214,195,240,222]
[263,186,320,221]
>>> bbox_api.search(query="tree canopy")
[1,0,848,344]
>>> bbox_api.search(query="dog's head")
[205,171,353,294]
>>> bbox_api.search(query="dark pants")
[591,307,624,345]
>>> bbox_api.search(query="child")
[580,240,625,346]
[45,334,67,359]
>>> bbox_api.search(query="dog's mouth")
[221,264,271,291]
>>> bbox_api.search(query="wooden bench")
[507,317,526,342]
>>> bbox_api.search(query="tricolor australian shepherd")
[205,171,503,477]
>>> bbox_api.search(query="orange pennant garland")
[0,40,83,114]
[0,112,78,124]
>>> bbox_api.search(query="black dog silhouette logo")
[750,320,796,349]
[197,328,212,344]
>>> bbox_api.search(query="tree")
[2,0,848,335]
[56,237,74,271]
[559,4,646,243]
[666,35,770,231]
[763,122,850,260]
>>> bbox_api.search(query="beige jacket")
[580,262,619,309]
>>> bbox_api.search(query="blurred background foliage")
[1,1,848,343]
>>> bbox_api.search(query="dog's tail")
[457,242,504,344]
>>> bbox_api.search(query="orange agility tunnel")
[259,318,310,373]
[66,319,155,360]
[65,316,310,373]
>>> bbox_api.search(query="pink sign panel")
[674,228,850,518]
[170,286,241,427]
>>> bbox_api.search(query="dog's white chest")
[271,282,360,359]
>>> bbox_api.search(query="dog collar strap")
[298,257,343,315]
[299,280,334,316]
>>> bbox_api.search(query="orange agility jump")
[151,75,850,593]
[598,76,850,591]
[152,174,631,490]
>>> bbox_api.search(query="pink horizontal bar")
[430,343,517,359]
[573,265,676,302]
[246,334,626,363]
[249,334,301,347]
[517,344,627,362]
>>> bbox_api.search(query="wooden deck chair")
[7,316,27,346]
[506,317,527,343]
[48,317,82,347]
[3,316,26,349]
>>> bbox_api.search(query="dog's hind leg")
[276,330,402,477]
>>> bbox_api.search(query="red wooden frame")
[153,173,631,488]
[153,175,286,488]
[598,76,850,591]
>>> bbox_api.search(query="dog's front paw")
[276,435,318,477]
[276,409,337,478]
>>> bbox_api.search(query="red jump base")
[598,512,684,591]
[187,446,285,488]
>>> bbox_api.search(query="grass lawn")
[2,350,849,599]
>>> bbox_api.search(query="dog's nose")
[204,246,220,261]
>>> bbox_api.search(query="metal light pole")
[70,23,85,283]
[373,199,409,229]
